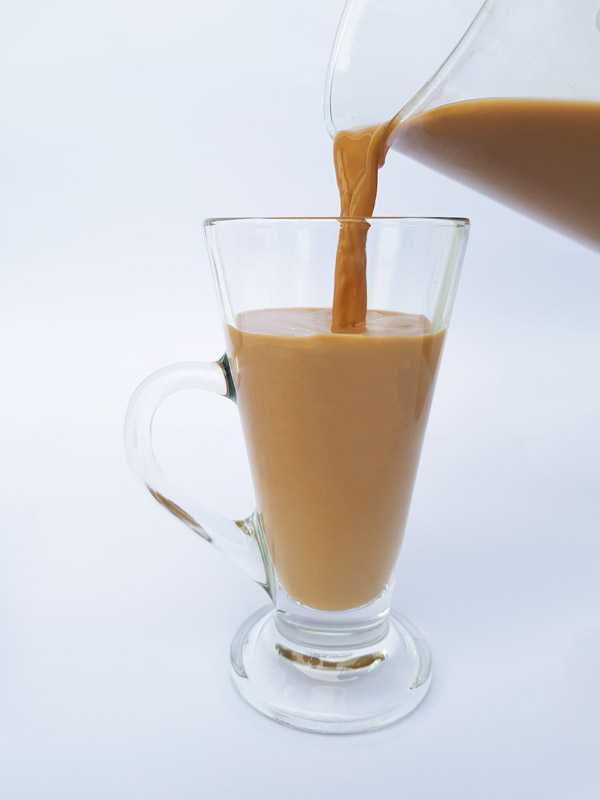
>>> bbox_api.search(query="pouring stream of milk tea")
[332,99,600,331]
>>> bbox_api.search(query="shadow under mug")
[125,217,469,733]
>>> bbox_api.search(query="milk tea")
[226,308,444,610]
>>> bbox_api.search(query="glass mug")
[125,217,469,733]
[325,0,600,250]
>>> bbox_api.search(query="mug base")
[230,604,432,734]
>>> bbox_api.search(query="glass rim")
[204,216,470,228]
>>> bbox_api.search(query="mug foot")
[230,605,432,734]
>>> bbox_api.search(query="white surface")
[1,1,599,798]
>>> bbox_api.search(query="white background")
[1,1,599,798]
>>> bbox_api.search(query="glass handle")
[124,357,272,593]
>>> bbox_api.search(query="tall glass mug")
[125,218,469,733]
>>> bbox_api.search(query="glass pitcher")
[325,0,600,249]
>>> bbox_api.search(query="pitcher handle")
[124,357,273,594]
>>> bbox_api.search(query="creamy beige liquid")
[332,123,390,330]
[226,308,444,610]
[392,98,600,250]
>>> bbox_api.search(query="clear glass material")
[325,0,483,133]
[125,217,469,733]
[326,0,600,131]
[325,1,600,249]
